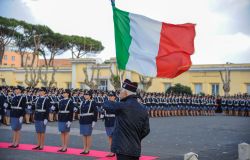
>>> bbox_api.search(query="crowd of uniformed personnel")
[1,86,250,127]
[220,94,250,116]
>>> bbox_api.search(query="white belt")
[59,111,70,113]
[79,113,94,116]
[36,109,46,112]
[105,114,115,117]
[11,106,22,110]
[50,102,59,104]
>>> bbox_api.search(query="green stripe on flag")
[113,7,132,70]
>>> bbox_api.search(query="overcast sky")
[0,0,250,64]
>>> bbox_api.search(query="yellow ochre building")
[0,54,250,96]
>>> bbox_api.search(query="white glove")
[44,119,48,125]
[92,121,96,128]
[66,121,71,128]
[19,116,23,123]
[100,114,104,119]
[73,107,78,112]
[27,105,32,109]
[51,106,55,110]
[4,103,8,108]
[0,115,2,120]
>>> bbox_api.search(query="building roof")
[38,59,72,67]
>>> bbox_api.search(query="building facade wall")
[0,59,250,95]
[2,51,38,67]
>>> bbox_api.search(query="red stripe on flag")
[156,23,195,78]
[0,142,158,160]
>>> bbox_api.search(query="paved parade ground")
[1,115,250,160]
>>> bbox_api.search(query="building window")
[247,84,250,95]
[11,56,15,61]
[17,82,23,86]
[211,83,219,96]
[0,79,6,86]
[164,83,171,91]
[4,55,7,60]
[3,63,7,66]
[98,79,107,91]
[66,82,72,89]
[80,83,85,89]
[194,83,202,94]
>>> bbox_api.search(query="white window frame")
[11,56,15,61]
[194,83,202,94]
[246,83,250,95]
[67,82,72,89]
[98,79,108,91]
[211,83,219,96]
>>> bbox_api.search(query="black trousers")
[116,154,139,160]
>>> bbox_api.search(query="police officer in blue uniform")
[24,89,33,124]
[32,87,51,150]
[95,91,104,119]
[103,91,116,157]
[221,96,227,115]
[3,89,12,125]
[0,87,5,125]
[57,89,74,152]
[239,97,246,116]
[9,86,26,148]
[49,92,59,122]
[247,98,250,116]
[79,90,98,154]
[71,91,80,120]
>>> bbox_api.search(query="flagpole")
[118,69,123,88]
[111,0,121,88]
[111,0,115,7]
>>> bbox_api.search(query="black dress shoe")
[57,148,63,152]
[80,150,89,154]
[61,148,67,152]
[32,146,40,150]
[8,145,15,148]
[38,147,43,150]
[9,144,19,148]
[106,153,115,157]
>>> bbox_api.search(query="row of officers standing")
[141,94,250,117]
[1,87,250,127]
[219,96,250,116]
[0,86,117,157]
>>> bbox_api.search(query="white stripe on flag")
[127,13,162,77]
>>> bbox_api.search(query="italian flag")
[113,7,196,78]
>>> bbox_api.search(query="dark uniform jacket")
[103,100,116,127]
[49,95,60,112]
[58,98,74,122]
[10,94,26,118]
[25,95,33,109]
[79,100,98,125]
[103,95,150,157]
[34,96,51,121]
[0,93,6,116]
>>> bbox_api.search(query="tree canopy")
[0,16,104,66]
[166,83,192,95]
